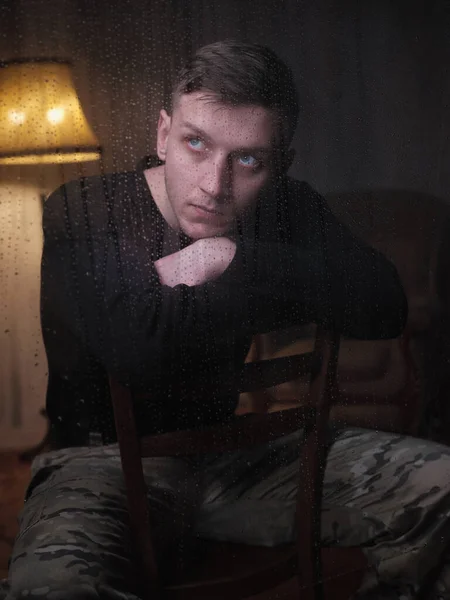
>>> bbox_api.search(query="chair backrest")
[109,326,340,457]
[108,326,340,596]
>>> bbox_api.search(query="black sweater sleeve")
[232,179,408,340]
[41,181,251,389]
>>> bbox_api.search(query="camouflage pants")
[5,427,450,599]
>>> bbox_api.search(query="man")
[6,40,450,599]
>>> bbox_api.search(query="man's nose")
[199,156,231,200]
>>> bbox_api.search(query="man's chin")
[181,219,231,240]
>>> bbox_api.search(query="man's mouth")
[192,204,222,215]
[190,204,225,220]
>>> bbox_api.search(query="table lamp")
[0,58,100,452]
[0,58,101,165]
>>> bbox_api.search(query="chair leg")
[295,429,325,600]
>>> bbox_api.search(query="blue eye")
[238,155,260,168]
[187,137,205,151]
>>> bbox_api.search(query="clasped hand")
[154,237,237,287]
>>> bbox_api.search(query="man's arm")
[151,179,407,341]
[232,179,408,340]
[306,183,408,339]
[41,182,249,391]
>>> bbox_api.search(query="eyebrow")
[180,122,214,146]
[179,121,273,155]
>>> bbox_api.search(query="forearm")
[245,178,409,340]
[234,227,408,340]
[42,238,249,390]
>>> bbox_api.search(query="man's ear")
[156,109,172,162]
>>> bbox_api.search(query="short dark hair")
[171,40,299,146]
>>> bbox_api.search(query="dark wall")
[1,0,449,197]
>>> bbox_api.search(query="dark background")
[0,0,449,197]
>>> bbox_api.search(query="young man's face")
[156,91,284,239]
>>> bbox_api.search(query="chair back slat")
[238,352,318,393]
[138,406,316,457]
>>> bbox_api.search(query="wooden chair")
[241,327,422,437]
[108,327,368,600]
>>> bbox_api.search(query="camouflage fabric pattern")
[4,427,450,599]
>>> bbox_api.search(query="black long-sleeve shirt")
[41,170,408,448]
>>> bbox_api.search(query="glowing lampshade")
[0,59,101,165]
